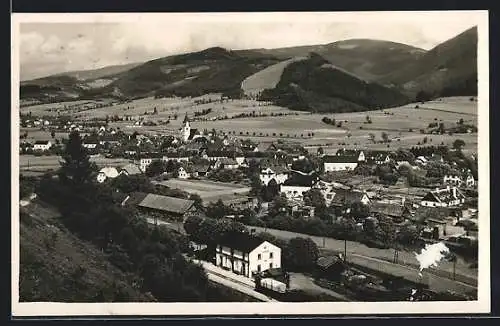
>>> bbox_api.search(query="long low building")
[122,191,196,221]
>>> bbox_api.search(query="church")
[180,114,204,142]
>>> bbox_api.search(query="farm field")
[21,96,478,155]
[19,154,133,176]
[154,178,251,205]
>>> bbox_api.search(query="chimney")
[401,196,406,206]
[452,187,457,198]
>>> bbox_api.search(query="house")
[443,171,475,188]
[177,165,191,179]
[253,142,273,153]
[335,149,365,162]
[139,158,155,172]
[216,157,239,169]
[368,151,392,165]
[96,167,119,183]
[215,232,282,278]
[312,180,350,206]
[192,164,210,177]
[123,192,196,222]
[323,155,359,172]
[280,172,319,201]
[119,163,142,176]
[410,206,461,225]
[83,142,98,150]
[369,202,409,222]
[259,166,289,186]
[162,153,190,163]
[420,186,465,207]
[316,255,348,282]
[330,189,371,208]
[33,140,52,151]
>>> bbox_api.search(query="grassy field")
[19,155,133,176]
[20,96,478,155]
[155,179,251,205]
[241,57,307,97]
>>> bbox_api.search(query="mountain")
[20,47,281,102]
[378,26,478,99]
[259,52,410,113]
[52,62,143,81]
[244,39,426,82]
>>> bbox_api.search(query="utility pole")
[344,239,347,262]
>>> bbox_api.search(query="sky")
[15,12,481,81]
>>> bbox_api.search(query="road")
[191,259,277,302]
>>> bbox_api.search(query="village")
[18,108,479,302]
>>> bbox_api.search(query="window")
[258,254,261,260]
[257,264,261,272]
[269,263,273,269]
[269,252,273,259]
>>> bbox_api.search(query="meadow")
[154,179,251,206]
[20,95,478,156]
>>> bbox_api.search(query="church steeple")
[183,113,190,124]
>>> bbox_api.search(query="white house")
[443,172,475,188]
[323,155,358,172]
[313,180,350,206]
[335,149,365,162]
[139,158,157,172]
[177,166,191,179]
[259,166,289,186]
[33,140,52,151]
[162,155,190,163]
[96,167,119,183]
[420,186,465,207]
[215,232,282,278]
[83,142,98,150]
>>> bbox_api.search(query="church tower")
[181,113,191,142]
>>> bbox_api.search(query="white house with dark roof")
[280,172,319,201]
[420,186,465,208]
[443,171,475,188]
[96,167,119,183]
[259,166,289,186]
[33,140,52,151]
[330,188,370,208]
[335,149,365,162]
[215,232,282,278]
[323,155,359,172]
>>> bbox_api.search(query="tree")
[59,131,97,186]
[369,133,376,143]
[317,147,324,156]
[189,194,203,210]
[145,160,166,177]
[184,215,204,238]
[262,179,280,202]
[206,199,230,219]
[381,132,390,143]
[452,139,466,151]
[51,130,56,139]
[303,189,325,209]
[283,237,319,272]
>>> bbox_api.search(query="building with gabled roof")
[216,231,282,278]
[420,186,465,208]
[323,155,359,172]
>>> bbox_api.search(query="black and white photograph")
[11,11,490,316]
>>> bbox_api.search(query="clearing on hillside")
[241,57,307,97]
